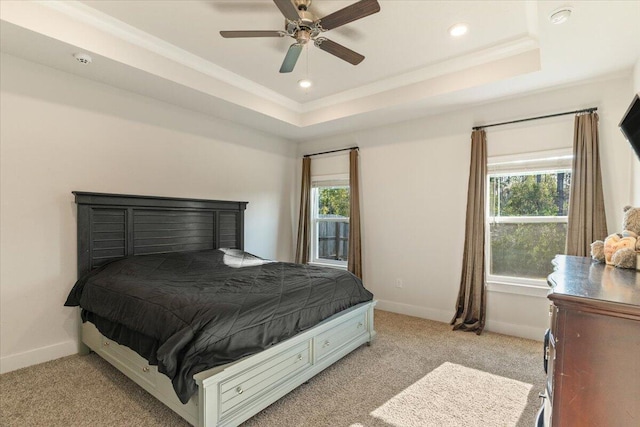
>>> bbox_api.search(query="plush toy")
[591,206,640,269]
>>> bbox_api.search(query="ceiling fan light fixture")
[298,79,312,89]
[549,7,573,25]
[448,23,468,37]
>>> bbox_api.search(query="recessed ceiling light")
[73,53,92,64]
[298,79,312,89]
[549,7,573,25]
[448,23,468,37]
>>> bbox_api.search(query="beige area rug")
[370,362,532,426]
[0,310,545,426]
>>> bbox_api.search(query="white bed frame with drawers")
[73,192,376,426]
[82,301,376,426]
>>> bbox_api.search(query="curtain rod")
[472,107,598,131]
[303,147,359,158]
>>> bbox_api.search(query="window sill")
[486,280,550,298]
[309,261,348,271]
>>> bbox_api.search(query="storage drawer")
[84,322,198,424]
[220,340,311,416]
[314,311,367,362]
[100,337,156,389]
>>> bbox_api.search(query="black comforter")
[65,249,373,403]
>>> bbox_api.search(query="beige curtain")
[566,113,608,256]
[348,149,363,278]
[451,129,487,335]
[295,157,311,263]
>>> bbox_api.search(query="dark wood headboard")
[74,192,248,278]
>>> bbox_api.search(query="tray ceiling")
[1,1,639,140]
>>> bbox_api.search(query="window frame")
[485,149,573,290]
[310,174,350,269]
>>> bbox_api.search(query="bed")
[66,192,376,427]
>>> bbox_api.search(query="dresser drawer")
[314,311,367,362]
[220,340,311,416]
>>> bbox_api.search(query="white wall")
[311,153,349,178]
[1,51,636,375]
[0,54,297,373]
[634,57,640,93]
[298,75,636,340]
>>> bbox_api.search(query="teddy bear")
[591,205,640,269]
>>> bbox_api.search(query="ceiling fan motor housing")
[285,8,318,41]
[298,10,316,26]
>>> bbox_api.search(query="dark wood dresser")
[540,255,640,427]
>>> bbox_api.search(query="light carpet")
[0,310,545,426]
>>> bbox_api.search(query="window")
[486,152,572,286]
[311,179,350,267]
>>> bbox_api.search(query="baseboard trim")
[0,340,78,374]
[375,299,544,341]
[0,303,544,375]
[484,319,545,341]
[375,299,452,323]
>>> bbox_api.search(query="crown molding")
[302,36,540,113]
[300,48,541,127]
[32,0,541,118]
[36,0,301,111]
[2,0,546,131]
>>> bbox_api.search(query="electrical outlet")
[395,278,403,288]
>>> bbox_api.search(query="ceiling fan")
[220,0,381,73]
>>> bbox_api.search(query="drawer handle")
[297,354,303,362]
[142,366,149,373]
[538,392,546,404]
[357,322,363,328]
[103,341,110,347]
[236,386,243,395]
[323,340,330,348]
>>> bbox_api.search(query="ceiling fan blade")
[220,30,284,38]
[318,0,380,31]
[280,43,303,73]
[273,0,300,22]
[315,38,364,65]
